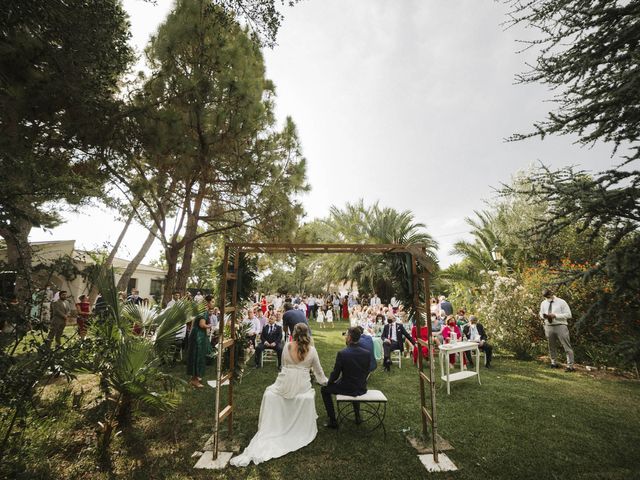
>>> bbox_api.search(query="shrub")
[476,271,542,359]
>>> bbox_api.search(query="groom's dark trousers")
[321,343,370,423]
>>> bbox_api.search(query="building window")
[127,278,137,294]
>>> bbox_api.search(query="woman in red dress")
[260,295,268,315]
[341,296,349,321]
[76,294,91,339]
[411,322,429,364]
[441,316,465,368]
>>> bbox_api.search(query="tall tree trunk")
[175,187,206,293]
[0,218,33,304]
[162,244,180,306]
[89,210,135,301]
[115,225,159,294]
[175,239,195,295]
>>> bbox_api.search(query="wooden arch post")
[212,244,239,458]
[210,242,440,465]
[410,246,439,461]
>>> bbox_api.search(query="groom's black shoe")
[354,412,363,425]
[323,421,338,429]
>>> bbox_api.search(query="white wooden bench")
[336,389,388,438]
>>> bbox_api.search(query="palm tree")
[77,267,198,465]
[441,209,506,309]
[450,210,501,273]
[320,201,438,303]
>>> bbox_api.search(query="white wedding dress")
[230,344,328,467]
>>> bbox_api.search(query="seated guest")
[463,315,493,368]
[373,313,385,337]
[456,309,469,329]
[381,313,415,372]
[242,308,261,349]
[355,326,377,373]
[397,309,412,357]
[255,314,283,369]
[358,315,374,335]
[411,321,430,365]
[441,315,464,368]
[430,313,443,346]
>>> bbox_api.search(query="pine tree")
[505,0,640,362]
[0,0,132,300]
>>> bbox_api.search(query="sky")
[29,0,620,267]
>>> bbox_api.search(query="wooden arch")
[212,242,440,462]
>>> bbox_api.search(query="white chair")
[475,348,487,367]
[260,347,277,367]
[391,349,402,369]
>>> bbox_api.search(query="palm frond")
[153,300,201,354]
[122,303,157,329]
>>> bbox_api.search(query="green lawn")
[10,323,640,479]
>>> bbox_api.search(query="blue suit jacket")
[328,344,370,396]
[282,309,308,336]
[358,335,377,373]
[260,324,282,346]
[440,301,453,316]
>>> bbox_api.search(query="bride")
[230,322,328,467]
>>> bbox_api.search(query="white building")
[0,240,166,303]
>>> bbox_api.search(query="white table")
[438,341,481,394]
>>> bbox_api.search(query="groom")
[321,327,370,429]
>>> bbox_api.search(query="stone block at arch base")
[193,451,233,470]
[418,453,458,472]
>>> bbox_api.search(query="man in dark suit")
[462,315,493,368]
[282,302,309,339]
[255,314,283,369]
[321,327,370,428]
[381,314,415,372]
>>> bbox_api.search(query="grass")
[6,322,640,480]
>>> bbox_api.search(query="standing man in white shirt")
[273,293,283,311]
[166,291,182,308]
[539,289,575,372]
[370,293,381,308]
[307,294,317,321]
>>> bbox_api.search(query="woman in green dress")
[186,308,212,388]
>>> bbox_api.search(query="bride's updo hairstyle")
[292,323,311,361]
